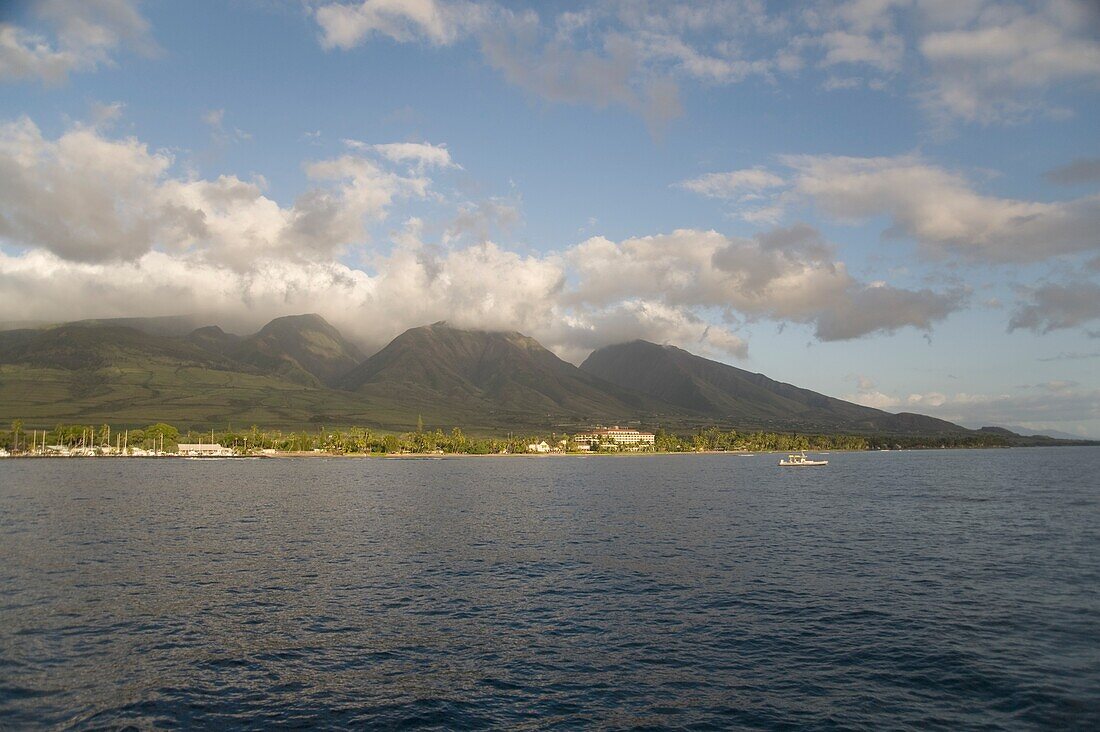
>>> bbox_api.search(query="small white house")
[527,441,551,453]
[177,443,234,457]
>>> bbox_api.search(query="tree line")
[1,419,1012,455]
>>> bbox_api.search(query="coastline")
[4,445,1081,461]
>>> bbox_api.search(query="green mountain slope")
[246,314,365,387]
[0,323,376,429]
[339,322,682,425]
[186,325,319,387]
[0,320,673,432]
[69,314,216,338]
[0,318,985,436]
[189,314,364,388]
[0,324,239,371]
[580,340,967,434]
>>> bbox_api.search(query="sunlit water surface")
[1,448,1098,729]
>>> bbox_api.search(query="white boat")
[778,451,828,467]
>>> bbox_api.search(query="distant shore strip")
[0,419,1041,459]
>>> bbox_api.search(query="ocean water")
[1,448,1098,730]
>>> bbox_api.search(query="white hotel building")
[177,443,235,457]
[573,427,656,451]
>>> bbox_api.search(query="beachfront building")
[527,441,551,453]
[573,427,656,451]
[177,443,234,457]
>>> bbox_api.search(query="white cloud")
[312,1,782,133]
[0,115,969,364]
[308,1,1100,129]
[805,0,1100,123]
[0,116,172,262]
[479,14,684,135]
[677,167,790,223]
[827,0,909,34]
[312,2,693,133]
[0,0,156,83]
[917,1,1100,124]
[89,100,125,128]
[313,0,490,49]
[624,30,772,85]
[820,29,903,72]
[680,152,1100,263]
[0,116,430,266]
[610,0,783,36]
[0,229,746,363]
[847,374,950,411]
[737,204,787,226]
[444,197,521,243]
[565,224,965,341]
[676,168,785,199]
[545,299,748,364]
[784,153,1100,262]
[201,109,224,127]
[847,378,1100,435]
[363,141,460,170]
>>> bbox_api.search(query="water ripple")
[1,448,1098,729]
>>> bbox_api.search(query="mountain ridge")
[191,313,364,388]
[580,339,966,435]
[339,322,683,423]
[0,315,1053,439]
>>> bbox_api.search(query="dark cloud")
[1045,157,1100,185]
[479,18,683,136]
[754,223,832,259]
[1037,351,1100,362]
[1009,281,1100,334]
[814,284,968,342]
[445,198,522,242]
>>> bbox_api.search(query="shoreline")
[0,450,748,460]
[2,445,1084,461]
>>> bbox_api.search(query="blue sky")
[1,0,1099,436]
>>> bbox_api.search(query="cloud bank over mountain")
[0,115,970,362]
